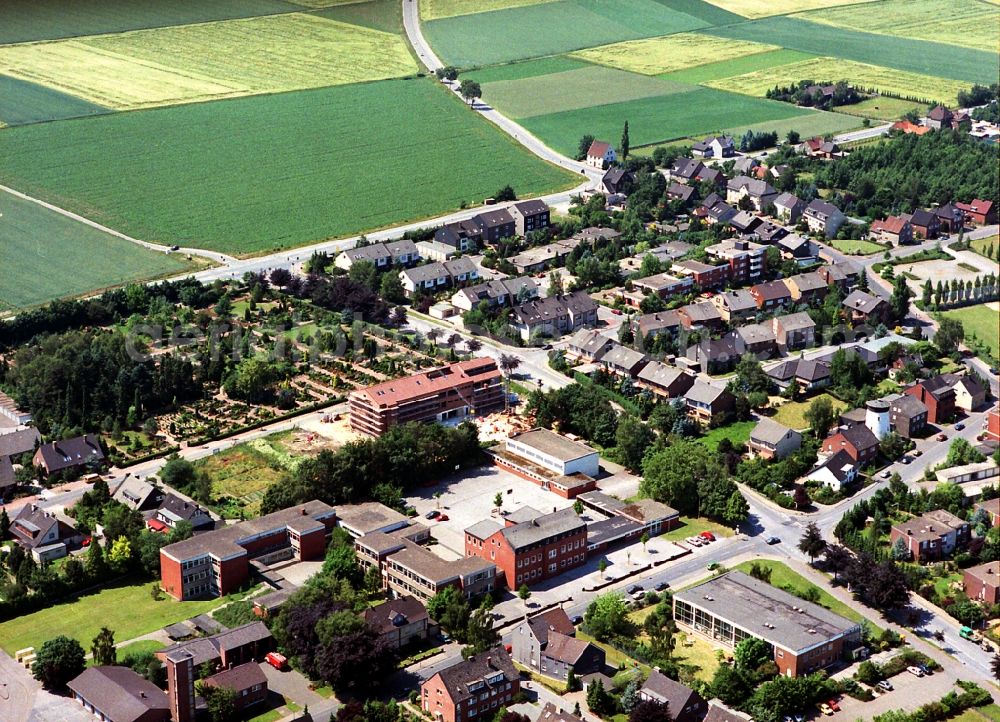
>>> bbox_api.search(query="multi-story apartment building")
[348,358,504,437]
[705,239,766,284]
[889,509,970,562]
[508,200,550,237]
[421,649,519,722]
[464,507,587,589]
[509,292,598,342]
[159,502,336,600]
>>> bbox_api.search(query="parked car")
[611,309,623,315]
[877,680,893,691]
[626,584,643,595]
[827,699,840,712]
[916,663,932,675]
[765,536,781,545]
[570,615,583,625]
[265,652,287,670]
[913,449,922,456]
[901,456,911,464]
[880,470,892,478]
[816,703,833,716]
[654,581,669,591]
[936,433,947,441]
[955,422,965,430]
[699,531,716,541]
[907,666,924,677]
[437,514,449,522]
[425,510,440,519]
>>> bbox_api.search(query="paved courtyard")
[830,662,965,720]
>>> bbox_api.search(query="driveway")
[0,650,40,722]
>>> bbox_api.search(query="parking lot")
[830,658,963,720]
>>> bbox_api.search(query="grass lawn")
[114,639,164,661]
[700,420,755,452]
[0,190,190,312]
[942,304,999,358]
[423,0,709,67]
[829,238,885,255]
[705,56,969,105]
[0,578,223,655]
[772,393,845,431]
[702,17,996,86]
[661,517,734,542]
[970,234,998,260]
[571,33,780,76]
[951,705,1000,722]
[733,560,873,628]
[721,110,861,140]
[0,78,576,256]
[795,0,999,53]
[837,96,926,121]
[671,630,721,683]
[577,630,651,675]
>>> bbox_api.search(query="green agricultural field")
[0,14,416,110]
[421,0,556,20]
[720,109,860,141]
[706,56,972,105]
[660,48,815,84]
[423,0,709,67]
[701,0,877,18]
[572,33,780,76]
[657,0,745,25]
[519,86,811,155]
[837,95,925,122]
[702,17,997,85]
[468,56,589,84]
[313,0,406,33]
[0,578,223,655]
[0,191,190,312]
[0,74,108,126]
[796,0,1000,53]
[942,303,999,358]
[0,79,577,255]
[0,0,301,45]
[482,66,690,118]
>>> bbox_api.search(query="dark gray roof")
[539,702,584,722]
[805,199,841,218]
[0,456,14,490]
[511,199,549,216]
[0,426,41,458]
[843,290,884,314]
[752,280,792,301]
[36,434,104,472]
[512,292,597,324]
[465,519,502,540]
[159,622,271,667]
[363,595,429,633]
[813,450,857,483]
[685,381,730,406]
[715,289,756,312]
[158,494,210,523]
[544,631,592,664]
[641,670,703,712]
[474,208,515,229]
[204,662,267,693]
[890,394,927,418]
[837,423,879,450]
[671,158,703,180]
[774,192,802,209]
[67,666,169,722]
[775,311,815,332]
[502,507,585,550]
[751,418,800,445]
[433,649,517,705]
[637,362,691,390]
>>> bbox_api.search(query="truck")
[265,652,287,670]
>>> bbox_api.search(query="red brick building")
[349,358,504,437]
[985,404,999,442]
[821,425,879,465]
[464,507,586,589]
[963,562,999,605]
[421,649,519,722]
[955,199,996,226]
[160,502,335,600]
[889,509,970,562]
[904,377,957,425]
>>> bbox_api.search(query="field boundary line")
[0,184,236,264]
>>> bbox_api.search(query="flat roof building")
[349,358,504,437]
[673,571,861,677]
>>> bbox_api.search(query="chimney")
[301,508,307,515]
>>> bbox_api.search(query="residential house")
[508,238,581,274]
[509,292,598,342]
[600,344,650,377]
[735,323,778,358]
[538,703,584,722]
[773,192,804,223]
[574,227,622,243]
[201,664,268,714]
[668,158,704,183]
[889,509,970,562]
[755,220,788,244]
[639,670,707,722]
[924,105,969,130]
[704,700,754,722]
[472,209,516,244]
[336,240,419,270]
[903,209,939,240]
[511,608,605,682]
[892,120,931,136]
[667,182,696,204]
[0,457,15,498]
[704,199,738,226]
[598,167,634,196]
[802,137,840,159]
[785,272,828,304]
[712,289,757,324]
[733,156,759,175]
[421,649,519,722]
[636,362,695,399]
[889,394,928,438]
[451,277,538,312]
[630,273,694,302]
[10,504,83,562]
[685,337,741,375]
[955,199,996,226]
[152,494,213,532]
[842,290,890,326]
[806,450,858,491]
[684,382,736,423]
[870,215,913,246]
[566,328,616,363]
[932,203,965,233]
[678,302,723,330]
[68,666,170,722]
[706,238,766,283]
[399,258,479,297]
[692,135,735,158]
[803,200,845,238]
[112,477,164,512]
[818,261,859,290]
[821,424,879,464]
[418,239,461,262]
[726,176,777,211]
[778,233,816,261]
[728,210,762,235]
[963,562,999,605]
[766,358,830,393]
[362,595,430,649]
[748,419,802,460]
[509,200,551,238]
[634,310,683,340]
[586,141,616,168]
[945,374,987,412]
[772,312,816,350]
[975,498,1000,528]
[33,434,105,477]
[750,280,792,312]
[904,377,957,424]
[672,259,731,289]
[435,220,483,253]
[987,405,1000,443]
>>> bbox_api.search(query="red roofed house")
[586,141,616,169]
[904,376,957,425]
[870,215,913,246]
[955,199,996,226]
[892,120,931,136]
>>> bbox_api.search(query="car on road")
[654,581,669,591]
[880,470,892,478]
[913,449,922,456]
[765,536,781,544]
[955,422,965,430]
[816,703,833,716]
[611,309,623,315]
[699,531,716,542]
[425,510,440,520]
[907,666,924,677]
[437,514,449,522]
[936,433,947,441]
[901,456,911,464]
[626,584,643,596]
[877,680,893,691]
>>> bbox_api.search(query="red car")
[265,652,287,670]
[437,514,450,522]
[827,699,840,712]
[611,309,623,315]
[699,531,715,542]
[936,433,947,442]
[81,536,92,547]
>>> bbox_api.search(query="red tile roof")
[352,358,500,408]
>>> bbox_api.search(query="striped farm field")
[571,33,780,76]
[421,0,556,20]
[518,86,811,155]
[0,14,416,110]
[705,56,974,105]
[0,0,301,44]
[423,0,709,67]
[703,17,998,85]
[660,48,814,84]
[482,66,691,118]
[468,56,589,84]
[0,79,577,256]
[701,0,877,19]
[720,110,861,142]
[0,191,190,312]
[796,0,1000,53]
[0,74,109,125]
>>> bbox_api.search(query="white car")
[686,536,704,546]
[907,666,924,677]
